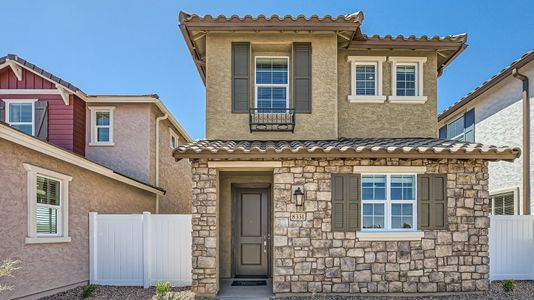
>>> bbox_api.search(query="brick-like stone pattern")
[191,159,218,295]
[272,158,490,294]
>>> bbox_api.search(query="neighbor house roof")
[179,11,467,83]
[0,122,165,195]
[173,138,519,161]
[439,49,534,122]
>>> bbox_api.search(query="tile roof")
[173,138,519,161]
[439,49,534,121]
[0,54,83,93]
[359,33,467,43]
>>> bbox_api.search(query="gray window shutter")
[438,126,447,139]
[231,42,250,113]
[34,100,48,141]
[0,100,5,122]
[332,174,360,231]
[418,174,447,230]
[293,42,312,113]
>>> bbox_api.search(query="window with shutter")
[4,99,37,135]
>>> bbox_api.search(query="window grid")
[396,64,417,97]
[361,174,417,231]
[255,56,289,112]
[355,63,377,96]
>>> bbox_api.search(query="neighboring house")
[175,12,519,296]
[0,55,192,299]
[438,50,533,216]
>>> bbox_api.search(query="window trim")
[4,99,37,135]
[347,56,386,103]
[169,128,179,149]
[254,56,290,110]
[89,106,115,146]
[361,173,418,232]
[24,163,72,244]
[489,187,519,215]
[388,57,428,104]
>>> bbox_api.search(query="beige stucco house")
[174,11,519,297]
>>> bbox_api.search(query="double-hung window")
[24,163,71,244]
[361,174,416,231]
[255,57,289,113]
[388,57,427,103]
[90,107,115,145]
[347,56,386,103]
[5,99,36,135]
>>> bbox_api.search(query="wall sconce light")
[293,186,304,206]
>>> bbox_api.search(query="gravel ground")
[41,281,533,299]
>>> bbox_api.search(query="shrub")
[82,284,97,298]
[503,280,516,292]
[156,281,172,300]
[0,259,21,294]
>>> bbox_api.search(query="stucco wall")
[0,139,155,300]
[205,32,338,140]
[338,50,438,138]
[438,61,534,214]
[85,103,152,183]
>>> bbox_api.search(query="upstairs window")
[388,57,428,104]
[395,64,417,96]
[5,100,36,135]
[347,56,386,103]
[255,57,289,112]
[490,191,516,215]
[170,129,179,149]
[89,107,115,145]
[439,109,475,142]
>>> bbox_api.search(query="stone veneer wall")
[190,158,490,296]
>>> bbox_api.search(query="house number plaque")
[290,212,306,221]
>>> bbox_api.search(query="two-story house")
[0,55,192,299]
[174,12,519,297]
[438,50,533,216]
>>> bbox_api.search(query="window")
[388,57,427,103]
[170,129,179,149]
[24,163,71,244]
[89,107,115,145]
[255,57,289,112]
[439,109,475,142]
[361,174,417,231]
[5,99,36,135]
[348,56,386,103]
[490,191,516,215]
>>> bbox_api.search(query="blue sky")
[1,0,533,139]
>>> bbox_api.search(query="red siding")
[0,68,86,156]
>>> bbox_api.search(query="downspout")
[155,114,169,214]
[512,68,530,215]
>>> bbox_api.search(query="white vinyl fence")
[89,212,192,287]
[489,215,534,280]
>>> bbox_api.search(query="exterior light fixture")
[293,186,304,206]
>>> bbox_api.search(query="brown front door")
[233,188,270,277]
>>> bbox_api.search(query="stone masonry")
[190,157,490,295]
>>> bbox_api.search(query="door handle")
[263,236,267,253]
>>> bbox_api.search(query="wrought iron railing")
[249,108,295,132]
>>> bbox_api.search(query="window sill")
[389,96,428,104]
[347,95,387,103]
[356,231,424,241]
[88,142,115,147]
[25,236,71,244]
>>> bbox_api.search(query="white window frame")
[347,56,386,103]
[489,187,519,215]
[4,99,37,135]
[169,128,179,149]
[388,57,428,104]
[360,173,418,232]
[89,106,115,146]
[24,163,72,244]
[254,56,290,111]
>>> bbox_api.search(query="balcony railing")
[249,108,295,132]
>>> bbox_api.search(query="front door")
[234,188,270,277]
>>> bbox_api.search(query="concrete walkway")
[217,279,273,299]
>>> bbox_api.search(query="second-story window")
[347,56,386,103]
[439,109,475,142]
[89,107,115,145]
[5,100,36,135]
[388,57,428,104]
[255,57,289,113]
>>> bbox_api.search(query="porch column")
[191,159,218,296]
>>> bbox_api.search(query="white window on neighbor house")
[255,56,289,113]
[347,56,386,103]
[24,163,72,244]
[5,99,37,135]
[89,107,115,145]
[361,174,417,231]
[169,129,179,149]
[490,190,516,215]
[388,57,428,104]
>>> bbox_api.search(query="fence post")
[89,212,98,284]
[143,212,152,288]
